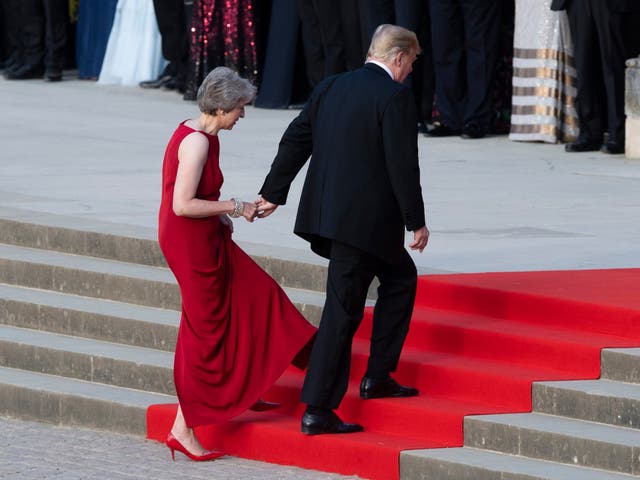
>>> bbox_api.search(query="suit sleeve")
[258,101,313,205]
[382,87,426,231]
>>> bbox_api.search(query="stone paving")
[0,417,360,480]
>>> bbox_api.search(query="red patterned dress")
[158,122,316,427]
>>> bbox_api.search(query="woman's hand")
[241,200,259,222]
[220,214,234,232]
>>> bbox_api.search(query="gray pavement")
[0,416,359,480]
[1,74,639,274]
[1,73,640,478]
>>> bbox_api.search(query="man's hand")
[256,198,279,218]
[409,225,429,253]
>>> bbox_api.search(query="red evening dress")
[158,122,316,427]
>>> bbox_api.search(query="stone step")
[602,348,640,384]
[0,324,175,394]
[533,379,640,429]
[0,365,174,436]
[0,216,331,293]
[400,447,638,480]
[0,243,325,324]
[464,412,640,475]
[0,282,180,351]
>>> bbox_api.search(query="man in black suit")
[258,24,429,435]
[552,0,640,154]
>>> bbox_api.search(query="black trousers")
[565,0,627,144]
[152,0,191,86]
[297,0,347,87]
[430,0,500,130]
[17,0,67,70]
[301,240,417,409]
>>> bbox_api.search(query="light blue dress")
[98,0,166,86]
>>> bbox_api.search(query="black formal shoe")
[301,410,364,435]
[45,68,62,82]
[417,121,429,135]
[139,74,173,89]
[564,139,601,152]
[248,399,281,412]
[600,141,625,155]
[360,376,418,399]
[4,64,44,80]
[461,122,485,139]
[426,123,461,137]
[162,77,178,90]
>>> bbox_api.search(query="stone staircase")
[1,216,640,479]
[0,217,326,435]
[402,347,640,479]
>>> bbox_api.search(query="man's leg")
[428,0,465,131]
[565,0,606,146]
[301,240,375,410]
[365,248,417,379]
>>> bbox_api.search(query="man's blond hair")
[366,24,421,63]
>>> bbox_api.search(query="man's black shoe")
[360,376,418,399]
[564,139,601,152]
[301,410,364,435]
[426,123,461,137]
[4,64,44,80]
[45,68,62,82]
[461,122,485,139]
[600,141,624,155]
[139,74,173,89]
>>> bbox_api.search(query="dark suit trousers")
[565,0,627,144]
[20,0,67,69]
[301,240,417,409]
[152,0,190,86]
[297,0,346,87]
[430,0,500,129]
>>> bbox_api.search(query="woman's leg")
[170,405,210,455]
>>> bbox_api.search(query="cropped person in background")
[509,0,578,143]
[553,0,640,154]
[3,0,68,81]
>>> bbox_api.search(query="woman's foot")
[166,430,223,461]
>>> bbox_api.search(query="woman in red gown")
[158,66,316,461]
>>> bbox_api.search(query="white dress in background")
[98,0,166,86]
[509,0,579,143]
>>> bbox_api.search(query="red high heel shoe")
[249,399,281,412]
[166,433,224,461]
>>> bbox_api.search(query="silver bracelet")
[229,198,243,218]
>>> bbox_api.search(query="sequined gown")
[183,0,258,100]
[509,0,579,143]
[158,122,316,427]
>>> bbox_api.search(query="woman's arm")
[173,132,257,221]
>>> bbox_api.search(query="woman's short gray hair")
[197,66,257,114]
[366,24,421,63]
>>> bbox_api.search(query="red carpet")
[147,268,640,479]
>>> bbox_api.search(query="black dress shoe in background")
[45,68,62,82]
[426,123,461,137]
[4,64,44,80]
[461,122,485,139]
[301,410,364,435]
[360,376,418,400]
[139,74,173,89]
[600,141,625,155]
[564,138,601,152]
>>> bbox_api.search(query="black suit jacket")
[551,0,640,12]
[259,63,425,261]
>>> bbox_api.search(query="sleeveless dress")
[158,122,316,427]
